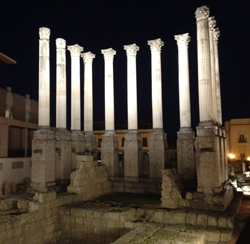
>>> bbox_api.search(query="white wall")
[0,157,31,187]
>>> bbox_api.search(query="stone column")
[195,7,223,194]
[81,51,97,154]
[175,33,195,181]
[38,27,50,128]
[31,27,56,192]
[213,28,222,125]
[55,38,72,186]
[101,48,119,179]
[68,44,85,170]
[208,17,217,123]
[123,44,142,182]
[147,38,167,179]
[195,6,212,123]
[214,28,227,182]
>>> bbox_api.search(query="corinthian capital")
[101,48,116,60]
[56,38,66,49]
[195,6,210,21]
[147,38,164,52]
[174,33,191,47]
[67,44,84,57]
[208,17,216,31]
[213,28,220,42]
[39,27,50,40]
[81,51,96,63]
[124,43,140,56]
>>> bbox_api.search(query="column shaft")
[101,48,116,131]
[81,52,95,132]
[124,44,139,130]
[56,38,67,129]
[38,27,50,127]
[68,44,83,130]
[175,33,191,128]
[195,6,212,123]
[148,38,164,129]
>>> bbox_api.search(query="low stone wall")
[58,201,234,244]
[0,192,81,244]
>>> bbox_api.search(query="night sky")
[0,0,250,142]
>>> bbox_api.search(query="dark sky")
[0,0,250,142]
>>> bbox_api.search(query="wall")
[0,157,31,192]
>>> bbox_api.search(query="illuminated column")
[101,48,116,131]
[148,38,167,179]
[55,38,72,185]
[213,28,222,125]
[175,33,195,181]
[195,7,224,195]
[38,27,50,128]
[81,51,95,132]
[68,44,83,131]
[81,51,97,154]
[195,6,212,123]
[68,44,85,170]
[101,48,119,179]
[31,27,55,192]
[148,38,164,130]
[124,44,139,130]
[56,38,67,129]
[208,17,217,123]
[124,44,142,182]
[174,33,191,129]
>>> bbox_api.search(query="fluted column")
[68,44,85,170]
[174,33,191,129]
[38,27,50,127]
[213,28,222,125]
[68,44,83,131]
[124,44,139,130]
[148,38,167,179]
[81,52,97,154]
[175,33,195,181]
[56,38,67,129]
[195,6,212,123]
[208,17,217,123]
[124,44,142,182]
[101,48,119,179]
[101,48,116,131]
[148,38,164,130]
[81,52,95,132]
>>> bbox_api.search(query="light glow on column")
[38,27,50,127]
[101,48,116,131]
[124,43,139,130]
[81,51,95,132]
[148,38,164,129]
[68,44,83,130]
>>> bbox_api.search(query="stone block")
[33,192,57,203]
[13,214,33,228]
[207,214,218,227]
[196,212,208,227]
[220,229,232,243]
[186,211,197,225]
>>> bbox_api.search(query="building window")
[12,161,24,169]
[240,153,245,160]
[239,134,247,143]
[98,138,102,147]
[142,137,148,147]
[122,138,125,147]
